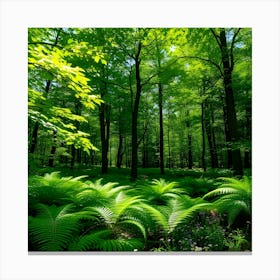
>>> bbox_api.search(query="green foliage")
[75,179,127,208]
[29,203,84,251]
[171,210,226,251]
[28,28,102,154]
[28,172,87,212]
[69,230,143,251]
[141,195,211,235]
[134,178,185,205]
[28,171,251,252]
[29,173,147,251]
[203,176,252,225]
[224,229,250,251]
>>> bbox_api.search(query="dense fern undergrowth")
[28,167,252,252]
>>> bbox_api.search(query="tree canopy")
[28,28,252,178]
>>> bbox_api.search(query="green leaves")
[29,203,81,251]
[141,196,212,235]
[28,28,103,154]
[203,176,252,225]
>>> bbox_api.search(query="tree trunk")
[186,111,193,169]
[158,82,165,174]
[99,78,110,174]
[221,94,233,168]
[219,28,243,176]
[29,122,39,154]
[70,145,76,170]
[167,109,171,169]
[205,102,218,168]
[29,80,51,154]
[201,102,206,172]
[77,149,82,164]
[210,105,219,168]
[48,130,57,167]
[116,132,123,168]
[130,42,142,180]
[69,100,82,170]
[244,104,251,168]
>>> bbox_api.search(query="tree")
[28,28,103,168]
[210,28,243,175]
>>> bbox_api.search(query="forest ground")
[29,165,251,197]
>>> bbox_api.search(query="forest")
[28,28,252,252]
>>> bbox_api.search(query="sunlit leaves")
[28,28,104,153]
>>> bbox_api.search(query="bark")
[48,131,57,167]
[77,149,82,164]
[69,100,82,170]
[70,145,76,170]
[186,111,193,169]
[201,102,206,172]
[222,94,233,168]
[205,103,218,168]
[158,82,165,174]
[167,109,171,169]
[219,28,243,176]
[116,132,123,168]
[99,78,110,174]
[210,105,219,167]
[29,80,51,154]
[141,125,148,168]
[29,122,39,154]
[130,42,142,180]
[244,104,251,168]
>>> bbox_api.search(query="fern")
[135,178,185,205]
[74,179,128,208]
[29,172,87,209]
[69,229,143,251]
[83,191,147,239]
[141,196,211,235]
[203,176,252,225]
[29,203,81,251]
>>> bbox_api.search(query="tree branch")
[28,42,63,49]
[210,28,222,49]
[230,28,241,71]
[186,56,223,77]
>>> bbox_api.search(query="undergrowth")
[28,170,252,252]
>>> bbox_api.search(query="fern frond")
[140,203,168,232]
[69,229,143,251]
[29,203,81,251]
[118,219,147,239]
[203,187,239,199]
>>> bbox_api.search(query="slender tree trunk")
[29,122,39,154]
[69,100,82,170]
[48,130,57,167]
[204,102,218,168]
[244,104,251,168]
[116,131,123,168]
[186,111,193,169]
[167,110,171,169]
[77,149,82,164]
[70,145,76,170]
[29,80,51,154]
[201,102,206,172]
[99,77,110,174]
[130,42,142,180]
[158,82,165,174]
[221,94,233,168]
[210,105,219,167]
